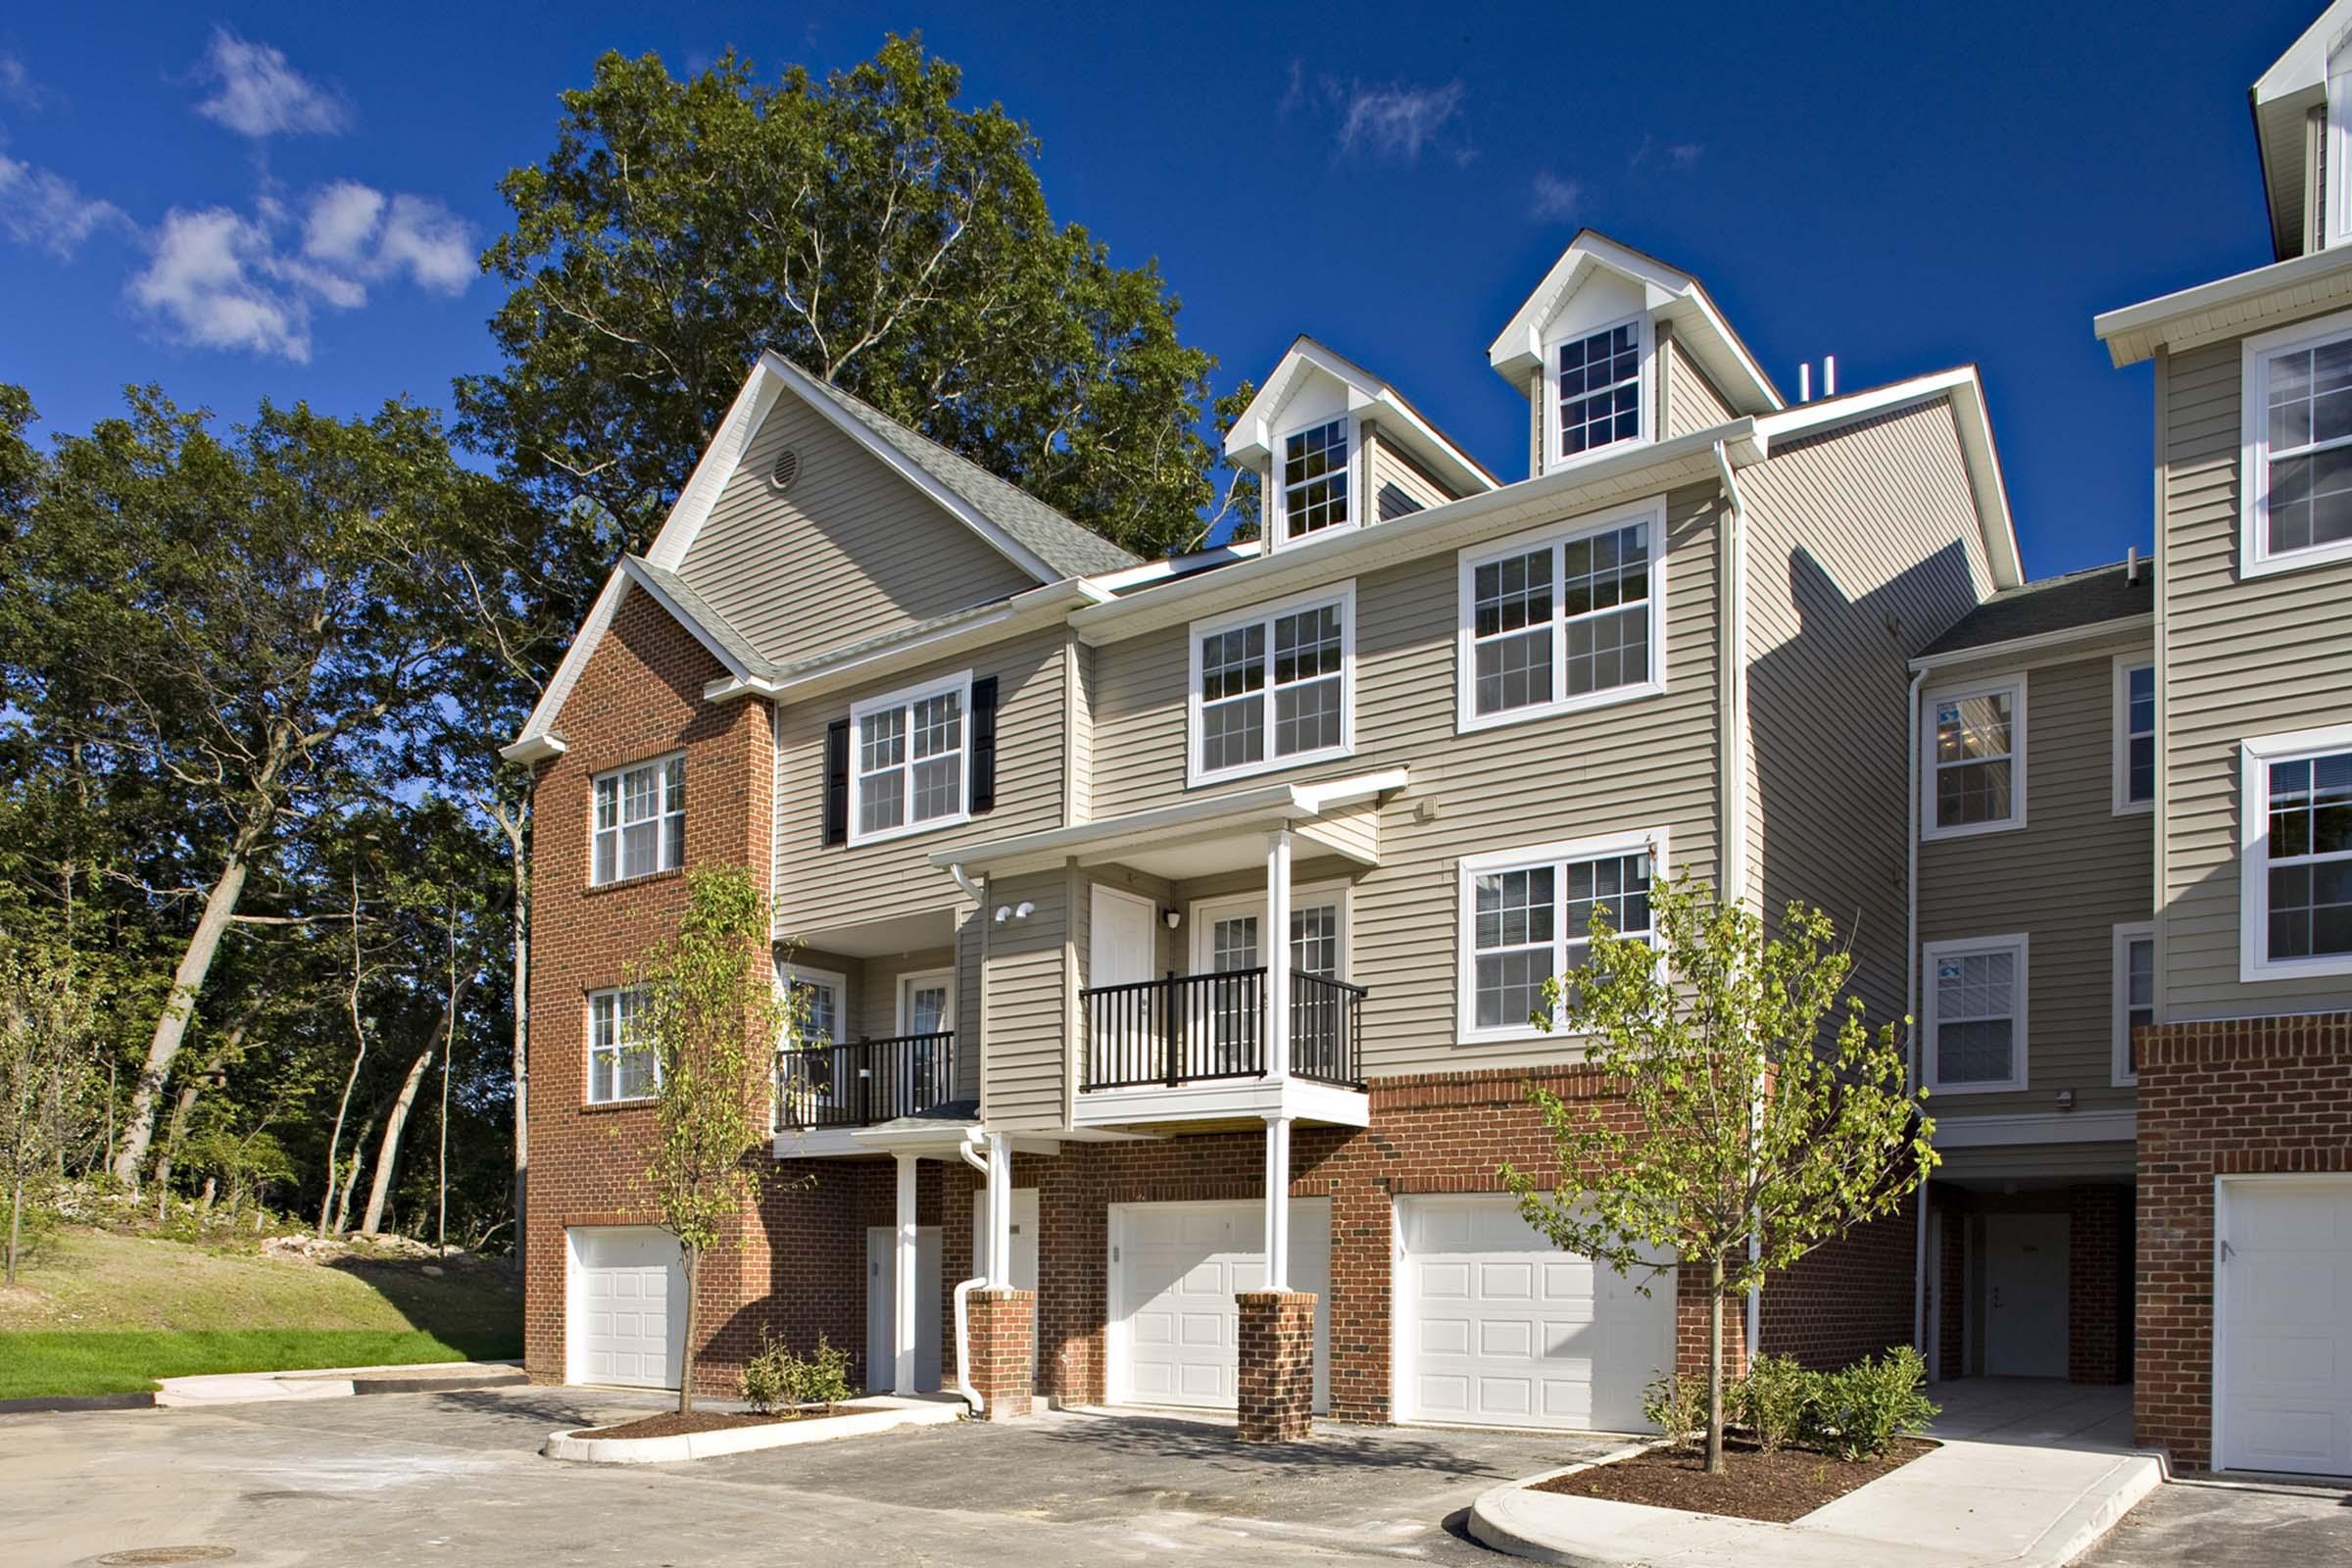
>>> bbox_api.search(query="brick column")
[1237,1290,1316,1443]
[967,1288,1035,1420]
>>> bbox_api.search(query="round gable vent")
[769,449,801,493]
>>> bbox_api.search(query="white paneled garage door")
[568,1226,686,1390]
[1111,1200,1330,1413]
[1396,1194,1672,1433]
[2219,1177,2352,1476]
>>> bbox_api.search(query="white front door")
[1396,1195,1674,1432]
[568,1227,686,1390]
[866,1225,943,1393]
[899,970,955,1035]
[1090,884,1155,987]
[2220,1177,2352,1476]
[1110,1200,1331,1413]
[973,1188,1041,1390]
[1984,1213,2070,1378]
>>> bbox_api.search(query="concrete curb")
[540,1397,962,1464]
[348,1370,531,1396]
[155,1360,525,1408]
[0,1391,159,1415]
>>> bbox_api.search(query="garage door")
[1111,1200,1330,1412]
[2220,1177,2352,1476]
[568,1226,686,1390]
[1396,1194,1672,1433]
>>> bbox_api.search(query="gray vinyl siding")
[1738,398,1996,1025]
[1935,1138,2134,1184]
[857,947,958,1041]
[1367,427,1457,521]
[1662,331,1734,440]
[1916,642,2155,1117]
[980,869,1070,1130]
[678,392,1037,666]
[2156,337,2352,1020]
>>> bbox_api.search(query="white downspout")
[1906,668,1930,1364]
[952,1129,988,1414]
[1713,440,1764,1367]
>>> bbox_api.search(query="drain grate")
[94,1549,236,1565]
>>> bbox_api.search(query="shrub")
[1736,1353,1817,1453]
[1805,1346,1937,1460]
[740,1331,856,1416]
[1641,1368,1707,1451]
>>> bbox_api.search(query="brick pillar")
[967,1289,1034,1420]
[1237,1291,1316,1443]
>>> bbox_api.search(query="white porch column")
[894,1152,919,1395]
[986,1132,1013,1289]
[1265,828,1293,1082]
[1263,1113,1293,1294]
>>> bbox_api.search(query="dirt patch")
[570,1405,884,1440]
[1530,1437,1937,1524]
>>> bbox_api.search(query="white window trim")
[1920,932,2031,1095]
[2111,920,2154,1089]
[1187,881,1351,980]
[1269,413,1361,553]
[846,668,974,847]
[895,968,956,1037]
[589,751,684,887]
[778,961,850,1047]
[1186,581,1357,787]
[1920,673,2029,841]
[2238,720,2352,981]
[2111,655,2156,816]
[2238,307,2352,578]
[1454,827,1668,1046]
[1543,311,1653,475]
[1454,496,1670,735]
[584,986,657,1105]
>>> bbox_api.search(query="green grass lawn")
[0,1225,522,1398]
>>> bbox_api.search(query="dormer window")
[1277,418,1350,545]
[1557,320,1643,460]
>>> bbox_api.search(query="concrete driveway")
[0,1387,1609,1567]
[2078,1475,2352,1568]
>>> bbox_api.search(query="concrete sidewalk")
[155,1359,526,1406]
[1471,1380,2164,1568]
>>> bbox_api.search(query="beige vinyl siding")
[1365,423,1458,520]
[1737,398,1996,1024]
[980,869,1070,1130]
[2156,337,2352,1019]
[1069,640,1097,822]
[1936,1139,2134,1183]
[772,626,1070,937]
[1662,330,1735,440]
[857,947,958,1041]
[1916,644,2154,1117]
[678,393,1037,666]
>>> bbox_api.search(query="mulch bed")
[571,1405,883,1441]
[1531,1436,1937,1524]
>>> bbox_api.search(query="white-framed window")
[2239,722,2352,981]
[1922,675,2027,839]
[1921,933,2029,1094]
[779,963,848,1048]
[2112,657,2155,814]
[897,969,955,1037]
[1189,883,1350,981]
[586,987,656,1104]
[2111,921,2154,1087]
[773,962,848,1133]
[1273,416,1352,548]
[1456,830,1663,1044]
[591,754,684,885]
[2240,308,2352,576]
[1187,583,1355,785]
[1456,498,1667,732]
[1548,315,1648,465]
[849,669,972,845]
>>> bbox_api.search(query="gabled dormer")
[1487,230,1780,480]
[1223,336,1496,553]
[2253,0,2352,262]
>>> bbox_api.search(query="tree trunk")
[319,871,368,1239]
[360,1046,434,1236]
[333,1106,379,1236]
[1706,1253,1727,1475]
[154,1013,254,1198]
[677,1241,699,1415]
[113,847,253,1187]
[6,1172,22,1286]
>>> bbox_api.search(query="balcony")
[775,1032,957,1132]
[1082,969,1364,1091]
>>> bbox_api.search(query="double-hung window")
[849,671,971,844]
[2240,724,2352,980]
[2112,921,2154,1087]
[586,988,656,1104]
[1276,418,1350,545]
[1458,832,1660,1042]
[1922,676,2025,837]
[1553,318,1643,461]
[1189,585,1353,784]
[774,964,847,1132]
[1458,500,1665,731]
[2241,311,2352,574]
[2113,659,2155,813]
[1922,934,2029,1093]
[592,755,684,885]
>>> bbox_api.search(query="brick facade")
[1758,1192,1918,1371]
[1236,1292,1317,1441]
[2135,1012,2352,1470]
[965,1288,1035,1419]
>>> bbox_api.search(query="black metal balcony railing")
[775,1032,956,1132]
[1081,969,1365,1092]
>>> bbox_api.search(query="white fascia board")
[1907,612,2154,674]
[1224,340,1496,495]
[501,568,627,761]
[2093,242,2352,366]
[2254,0,2352,102]
[617,558,758,686]
[1931,1110,2137,1148]
[642,359,789,570]
[1086,542,1262,593]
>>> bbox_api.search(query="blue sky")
[0,3,2325,577]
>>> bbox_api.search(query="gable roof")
[2250,1,2352,261]
[1222,335,1499,496]
[1487,230,1783,415]
[1915,560,2153,663]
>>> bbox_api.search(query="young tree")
[0,940,99,1283]
[1498,866,1936,1474]
[630,868,785,1413]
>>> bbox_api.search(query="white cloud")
[302,179,385,266]
[300,181,473,296]
[192,27,349,138]
[0,50,47,110]
[1335,80,1465,164]
[1631,134,1704,172]
[1529,172,1583,221]
[129,207,314,361]
[0,155,131,258]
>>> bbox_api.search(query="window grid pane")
[1470,526,1651,718]
[1198,601,1346,776]
[1934,692,2016,828]
[1933,951,2016,1084]
[2124,664,2155,805]
[1282,419,1350,537]
[2267,749,2352,959]
[2265,337,2352,555]
[1559,323,1641,457]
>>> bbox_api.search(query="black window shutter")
[968,676,999,813]
[823,718,850,846]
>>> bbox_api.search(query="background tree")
[1498,867,1936,1474]
[0,937,100,1282]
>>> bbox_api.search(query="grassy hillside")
[0,1226,522,1397]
